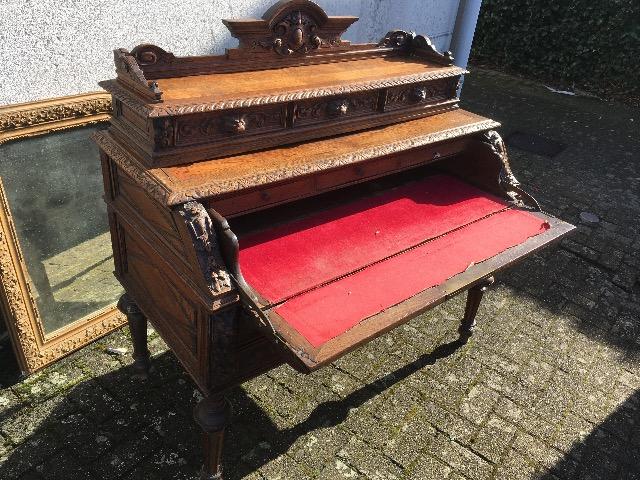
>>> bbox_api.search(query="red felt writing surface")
[239,174,511,304]
[275,209,549,347]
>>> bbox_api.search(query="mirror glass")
[0,125,123,334]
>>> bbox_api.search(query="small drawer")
[385,77,457,112]
[292,91,379,129]
[401,139,467,168]
[315,156,402,191]
[167,104,288,148]
[212,177,315,217]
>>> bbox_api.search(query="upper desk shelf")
[99,0,466,167]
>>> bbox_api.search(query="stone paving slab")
[1,68,639,479]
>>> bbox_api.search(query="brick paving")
[1,68,639,479]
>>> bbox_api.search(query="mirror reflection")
[0,126,122,334]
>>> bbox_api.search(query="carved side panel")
[166,105,287,148]
[292,92,379,128]
[112,164,186,256]
[118,216,201,373]
[208,306,238,390]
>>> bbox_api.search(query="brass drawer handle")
[223,115,247,134]
[328,99,349,117]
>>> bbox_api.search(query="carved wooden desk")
[95,1,575,478]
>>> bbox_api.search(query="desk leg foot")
[459,276,495,340]
[195,394,232,480]
[118,293,151,379]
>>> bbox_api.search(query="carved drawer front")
[315,156,401,191]
[292,92,379,128]
[400,138,468,168]
[212,176,316,217]
[385,78,457,112]
[162,105,288,148]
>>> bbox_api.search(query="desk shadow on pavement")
[0,338,466,480]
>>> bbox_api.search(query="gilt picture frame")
[0,92,126,374]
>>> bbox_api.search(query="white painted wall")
[0,0,462,106]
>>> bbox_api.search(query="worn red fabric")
[238,174,549,347]
[239,174,511,304]
[274,209,548,347]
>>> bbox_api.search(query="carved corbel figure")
[180,201,233,294]
[481,130,541,211]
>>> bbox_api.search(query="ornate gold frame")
[0,92,126,374]
[0,92,112,144]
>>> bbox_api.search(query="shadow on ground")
[538,389,640,480]
[0,337,469,480]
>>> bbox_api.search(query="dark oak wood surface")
[153,57,461,105]
[94,2,574,478]
[94,109,499,207]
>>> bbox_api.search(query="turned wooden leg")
[459,276,495,338]
[117,293,151,378]
[194,394,232,480]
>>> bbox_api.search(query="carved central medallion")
[272,11,322,55]
[223,0,357,59]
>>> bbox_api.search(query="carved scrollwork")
[113,48,163,101]
[179,201,233,295]
[268,10,323,56]
[210,306,239,386]
[155,118,175,147]
[294,93,377,126]
[379,30,414,49]
[411,86,428,102]
[0,93,112,144]
[223,0,357,58]
[327,99,349,117]
[481,130,541,211]
[130,44,176,67]
[379,30,454,66]
[223,115,247,134]
[169,108,283,147]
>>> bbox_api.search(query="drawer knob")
[433,151,442,159]
[224,116,247,134]
[411,86,428,103]
[355,165,365,176]
[328,99,349,117]
[260,191,271,201]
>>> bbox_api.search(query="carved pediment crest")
[223,0,358,57]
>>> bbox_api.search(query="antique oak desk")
[95,1,574,478]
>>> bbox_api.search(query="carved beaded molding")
[95,120,500,207]
[0,92,112,144]
[101,68,466,118]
